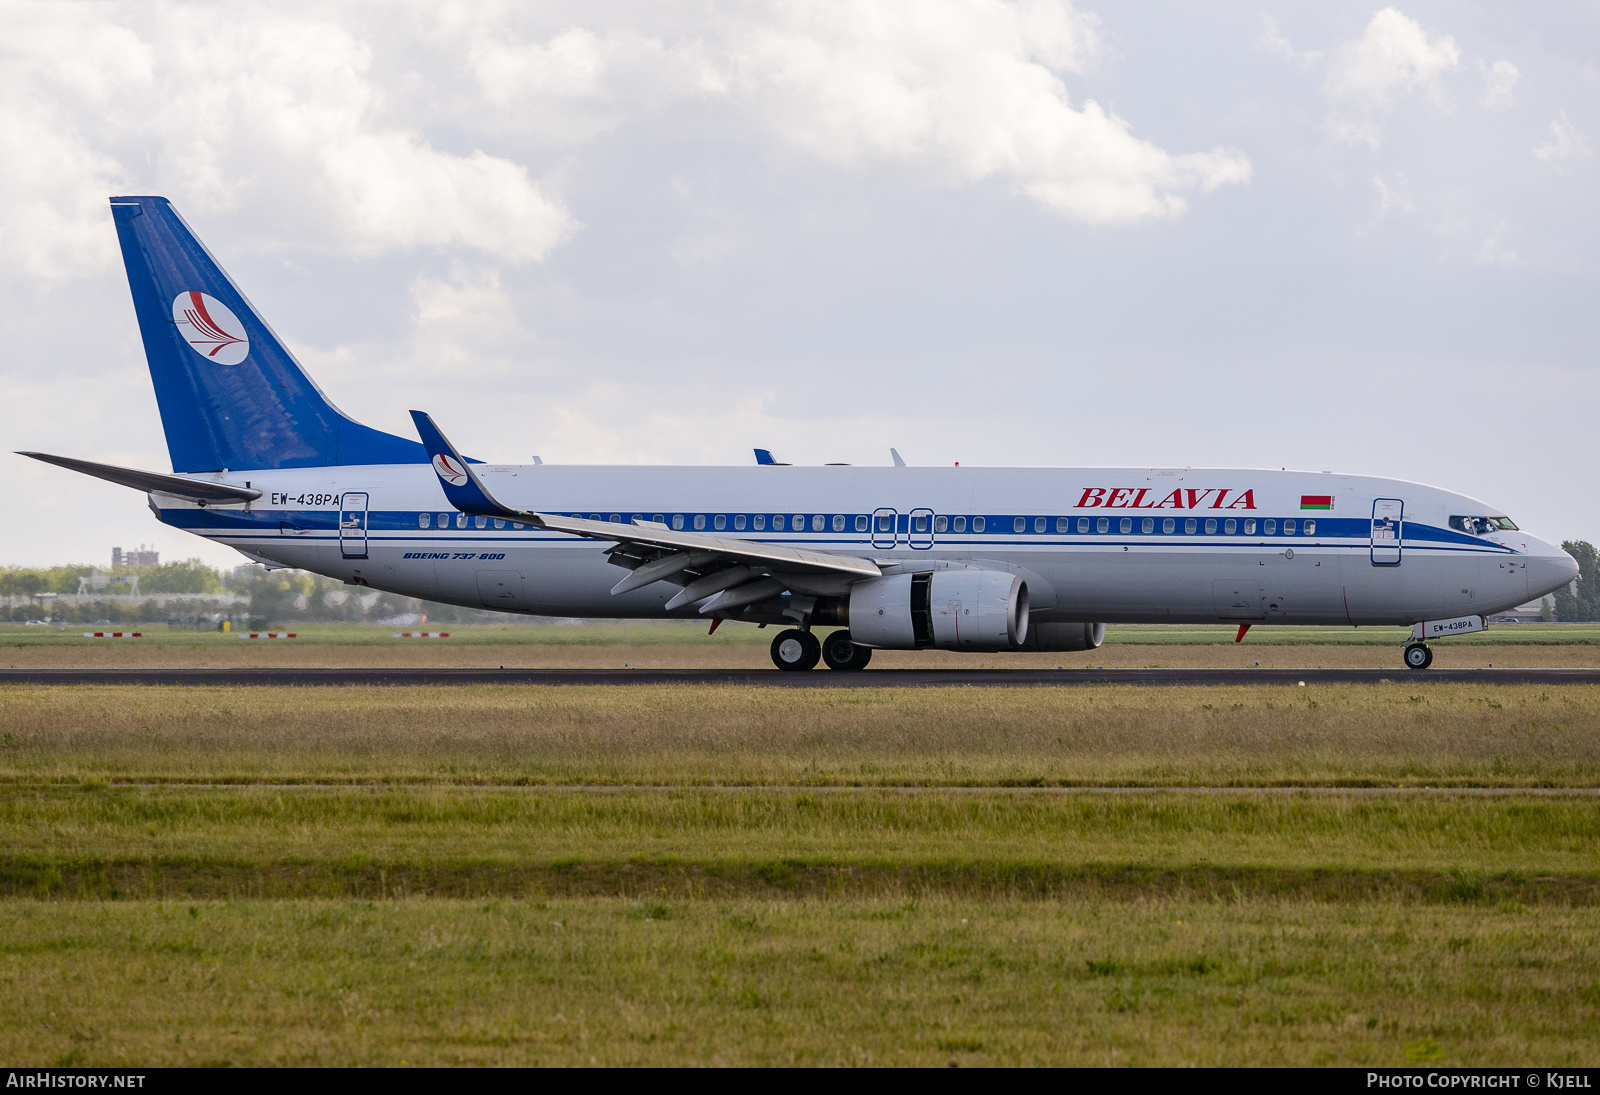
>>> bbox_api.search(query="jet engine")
[1017,621,1105,652]
[848,570,1029,651]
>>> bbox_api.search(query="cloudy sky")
[2,0,1596,568]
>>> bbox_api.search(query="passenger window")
[914,514,927,532]
[1303,519,1315,535]
[1057,517,1069,533]
[1224,519,1235,534]
[439,514,451,528]
[1184,518,1197,534]
[631,515,643,525]
[1119,517,1132,534]
[1163,518,1175,534]
[590,514,601,521]
[974,517,986,532]
[419,513,431,529]
[734,514,746,531]
[476,516,488,529]
[672,515,684,530]
[455,514,467,529]
[1263,519,1276,535]
[795,514,806,531]
[495,519,506,529]
[1078,517,1089,533]
[1283,519,1296,535]
[1244,519,1255,535]
[812,515,824,532]
[1141,518,1154,534]
[754,514,766,530]
[1097,517,1109,533]
[876,514,892,532]
[834,515,846,532]
[856,515,868,532]
[513,522,523,530]
[773,515,785,531]
[953,516,967,533]
[1033,517,1045,533]
[934,515,947,533]
[694,515,706,530]
[1014,517,1026,533]
[609,514,621,524]
[714,515,726,530]
[653,514,664,524]
[1204,518,1216,534]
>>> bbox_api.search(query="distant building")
[1490,598,1550,624]
[112,545,159,567]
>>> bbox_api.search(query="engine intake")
[848,569,1029,651]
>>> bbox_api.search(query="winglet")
[410,410,520,520]
[754,448,776,466]
[890,448,906,467]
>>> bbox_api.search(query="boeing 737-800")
[19,197,1581,671]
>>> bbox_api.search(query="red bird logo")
[171,291,249,365]
[432,453,468,486]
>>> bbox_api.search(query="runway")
[3,667,1599,687]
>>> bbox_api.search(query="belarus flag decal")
[1300,495,1333,510]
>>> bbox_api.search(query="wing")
[409,411,880,616]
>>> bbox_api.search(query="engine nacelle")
[1018,621,1104,652]
[848,569,1029,651]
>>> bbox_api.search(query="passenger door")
[908,508,935,550]
[339,493,368,559]
[1371,498,1403,566]
[872,508,899,550]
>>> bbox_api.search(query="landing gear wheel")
[820,630,873,671]
[1403,642,1434,670]
[771,628,821,671]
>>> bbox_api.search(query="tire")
[1404,642,1433,670]
[771,628,821,671]
[821,629,872,671]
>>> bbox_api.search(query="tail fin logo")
[432,453,469,486]
[171,291,249,365]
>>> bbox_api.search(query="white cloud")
[1534,112,1592,166]
[1479,59,1520,109]
[1258,15,1321,68]
[0,3,575,276]
[466,1,1250,225]
[1373,174,1414,217]
[1476,222,1517,268]
[1325,8,1461,148]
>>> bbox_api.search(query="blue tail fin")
[110,196,426,472]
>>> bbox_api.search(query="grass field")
[2,683,1598,786]
[5,622,1599,670]
[9,896,1599,1066]
[5,666,1599,1065]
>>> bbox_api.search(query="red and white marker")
[394,632,450,638]
[240,632,297,639]
[84,632,142,638]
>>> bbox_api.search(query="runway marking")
[2,667,1598,687]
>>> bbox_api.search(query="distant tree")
[1542,596,1555,622]
[1553,541,1599,622]
[131,558,224,594]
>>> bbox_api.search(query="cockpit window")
[1450,515,1518,536]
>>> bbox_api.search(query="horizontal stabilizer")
[18,451,261,504]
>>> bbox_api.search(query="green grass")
[5,896,1597,1065]
[3,683,1598,787]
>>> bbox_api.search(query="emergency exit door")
[1370,498,1402,566]
[340,493,369,559]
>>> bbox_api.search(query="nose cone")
[1526,540,1581,600]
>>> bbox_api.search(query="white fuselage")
[155,463,1576,629]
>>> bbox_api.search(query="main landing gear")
[1403,642,1434,670]
[771,629,873,671]
[820,629,873,672]
[771,629,820,671]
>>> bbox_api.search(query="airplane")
[18,196,1581,671]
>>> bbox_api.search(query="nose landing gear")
[1403,642,1433,670]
